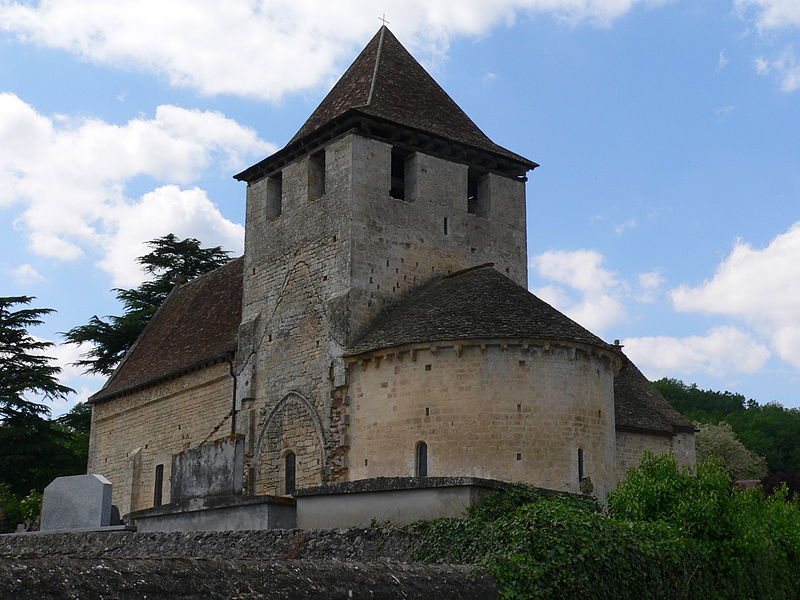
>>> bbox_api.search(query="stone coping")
[293,476,514,497]
[129,494,294,519]
[4,525,135,536]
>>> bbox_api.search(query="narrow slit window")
[443,217,448,235]
[390,147,409,200]
[415,442,428,477]
[285,451,296,495]
[266,172,283,219]
[578,448,584,481]
[153,464,164,507]
[308,150,325,200]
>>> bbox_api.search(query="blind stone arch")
[254,391,326,495]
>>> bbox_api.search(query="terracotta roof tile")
[90,258,243,403]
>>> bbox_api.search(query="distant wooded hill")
[654,378,800,475]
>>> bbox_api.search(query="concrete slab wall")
[132,496,296,533]
[297,486,481,529]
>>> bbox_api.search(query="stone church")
[87,27,695,516]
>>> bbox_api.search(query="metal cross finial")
[379,13,390,26]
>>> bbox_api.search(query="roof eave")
[344,335,617,360]
[615,424,677,437]
[234,108,537,184]
[89,350,236,404]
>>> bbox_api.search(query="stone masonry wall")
[348,137,528,340]
[258,393,325,495]
[346,340,620,501]
[88,362,233,516]
[237,133,529,496]
[616,430,697,481]
[0,530,498,599]
[615,430,674,481]
[237,135,354,495]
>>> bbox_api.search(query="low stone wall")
[0,529,498,599]
[0,528,416,561]
[0,558,498,600]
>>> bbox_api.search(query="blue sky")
[1,0,799,415]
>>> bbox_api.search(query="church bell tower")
[232,27,538,496]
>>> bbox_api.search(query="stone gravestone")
[171,434,244,503]
[40,474,112,531]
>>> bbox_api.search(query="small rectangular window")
[266,172,282,219]
[443,217,448,235]
[153,464,164,507]
[578,448,584,481]
[308,150,325,201]
[390,147,410,200]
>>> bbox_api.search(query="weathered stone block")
[171,435,245,502]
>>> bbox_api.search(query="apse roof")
[348,265,611,356]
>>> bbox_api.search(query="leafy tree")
[695,422,768,480]
[56,400,92,436]
[63,234,232,375]
[653,378,749,423]
[726,403,800,473]
[0,414,86,498]
[655,377,800,475]
[0,296,72,420]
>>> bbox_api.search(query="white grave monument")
[40,474,113,531]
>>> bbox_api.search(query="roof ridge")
[442,262,495,280]
[366,26,386,106]
[173,255,243,290]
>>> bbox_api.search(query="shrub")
[411,455,800,599]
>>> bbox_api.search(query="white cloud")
[531,249,627,331]
[614,218,637,235]
[714,105,735,119]
[623,327,771,378]
[0,93,269,284]
[11,264,44,285]
[736,0,800,29]
[672,222,800,368]
[99,186,244,287]
[0,0,669,101]
[718,49,729,71]
[635,269,664,303]
[754,48,800,92]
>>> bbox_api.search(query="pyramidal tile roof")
[347,265,611,355]
[288,26,536,167]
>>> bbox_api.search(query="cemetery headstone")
[40,474,112,531]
